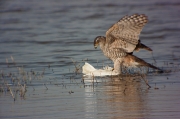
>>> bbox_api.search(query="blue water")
[0,0,180,119]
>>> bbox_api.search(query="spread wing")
[106,14,148,53]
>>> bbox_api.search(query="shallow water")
[1,0,180,119]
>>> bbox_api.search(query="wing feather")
[106,14,148,53]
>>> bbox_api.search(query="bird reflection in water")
[84,75,150,119]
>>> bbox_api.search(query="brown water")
[1,0,180,119]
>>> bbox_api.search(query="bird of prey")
[94,14,163,73]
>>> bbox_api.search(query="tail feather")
[146,63,163,73]
[135,42,152,52]
[141,43,152,51]
[132,55,163,73]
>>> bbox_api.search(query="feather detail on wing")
[106,14,148,53]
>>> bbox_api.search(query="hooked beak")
[94,44,98,49]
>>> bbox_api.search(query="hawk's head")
[94,36,106,49]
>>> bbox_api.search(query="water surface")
[0,0,180,119]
